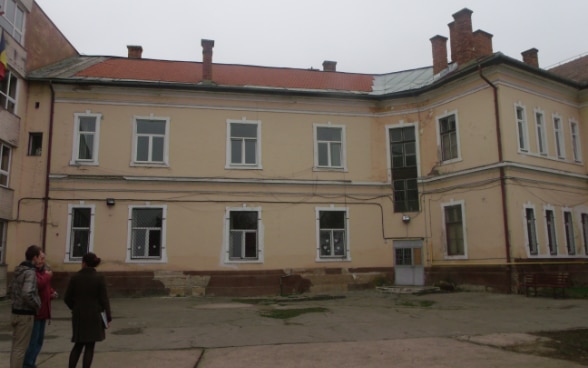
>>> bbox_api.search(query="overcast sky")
[35,0,587,74]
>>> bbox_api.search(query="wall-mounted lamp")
[106,198,116,206]
[402,215,411,224]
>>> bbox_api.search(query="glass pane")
[132,209,162,227]
[231,123,257,138]
[73,208,91,227]
[231,139,242,164]
[15,6,24,30]
[148,230,161,257]
[79,117,96,132]
[137,136,149,161]
[390,129,403,142]
[320,231,331,256]
[230,211,257,230]
[318,143,328,166]
[1,145,10,170]
[131,229,146,257]
[245,139,256,164]
[152,137,164,162]
[244,232,257,258]
[8,74,17,99]
[333,230,345,256]
[317,127,341,141]
[330,143,341,166]
[71,230,89,258]
[392,155,404,168]
[319,211,344,229]
[78,134,94,160]
[0,174,6,186]
[393,180,405,191]
[230,231,242,258]
[137,120,166,134]
[403,127,415,141]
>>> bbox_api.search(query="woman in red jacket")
[64,252,112,368]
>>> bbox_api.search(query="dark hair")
[25,245,42,261]
[82,252,101,268]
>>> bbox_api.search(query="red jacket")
[36,268,54,320]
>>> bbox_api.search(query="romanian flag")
[0,30,6,80]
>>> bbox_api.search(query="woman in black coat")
[64,252,111,368]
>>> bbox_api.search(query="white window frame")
[70,112,101,165]
[534,109,548,156]
[225,118,262,169]
[544,206,558,256]
[131,115,170,166]
[126,205,168,263]
[0,0,25,43]
[0,70,18,113]
[515,104,529,152]
[523,204,539,256]
[315,206,351,262]
[436,111,461,163]
[569,119,582,163]
[553,114,566,160]
[442,200,467,260]
[563,209,576,256]
[313,123,347,171]
[0,142,11,188]
[223,206,264,264]
[64,204,95,263]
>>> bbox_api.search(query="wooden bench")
[523,272,571,298]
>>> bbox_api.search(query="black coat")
[64,267,111,343]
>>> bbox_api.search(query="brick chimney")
[449,8,474,66]
[521,48,539,68]
[473,30,493,58]
[323,60,337,72]
[127,45,143,59]
[201,39,215,81]
[430,35,448,74]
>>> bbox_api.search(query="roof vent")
[127,45,143,59]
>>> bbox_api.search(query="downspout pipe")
[478,65,513,292]
[41,82,55,252]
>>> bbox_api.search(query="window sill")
[316,257,351,262]
[130,162,169,168]
[224,165,263,170]
[224,259,264,264]
[69,160,99,166]
[313,167,348,172]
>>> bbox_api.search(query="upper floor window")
[64,205,95,262]
[534,110,548,156]
[582,213,588,255]
[0,142,11,187]
[28,132,42,156]
[524,206,539,256]
[515,105,529,152]
[127,205,167,263]
[226,119,261,169]
[570,120,582,163]
[437,113,460,162]
[133,117,169,166]
[0,70,17,113]
[314,124,346,170]
[553,115,565,160]
[443,201,466,258]
[71,113,101,165]
[389,125,419,212]
[316,207,350,261]
[0,0,25,43]
[224,207,263,263]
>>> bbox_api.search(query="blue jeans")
[23,319,46,368]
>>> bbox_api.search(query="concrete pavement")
[1,289,587,367]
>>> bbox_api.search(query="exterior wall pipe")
[478,65,512,292]
[41,83,56,252]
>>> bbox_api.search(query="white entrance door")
[394,240,424,286]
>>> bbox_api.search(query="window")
[316,207,349,260]
[443,202,466,258]
[390,125,419,212]
[224,207,263,262]
[534,110,548,155]
[65,205,95,262]
[71,113,101,165]
[133,117,169,165]
[582,214,588,255]
[128,206,167,262]
[563,211,576,255]
[0,70,17,113]
[438,113,459,162]
[553,115,565,159]
[524,207,539,256]
[570,120,582,162]
[545,208,557,255]
[0,220,6,264]
[28,133,43,156]
[226,119,261,168]
[0,142,11,187]
[515,105,529,152]
[0,0,25,43]
[314,124,346,169]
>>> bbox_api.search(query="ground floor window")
[224,207,263,263]
[582,214,588,255]
[0,220,5,263]
[316,207,349,260]
[563,211,576,255]
[525,207,539,255]
[443,201,466,258]
[128,206,167,262]
[545,209,557,255]
[65,205,94,262]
